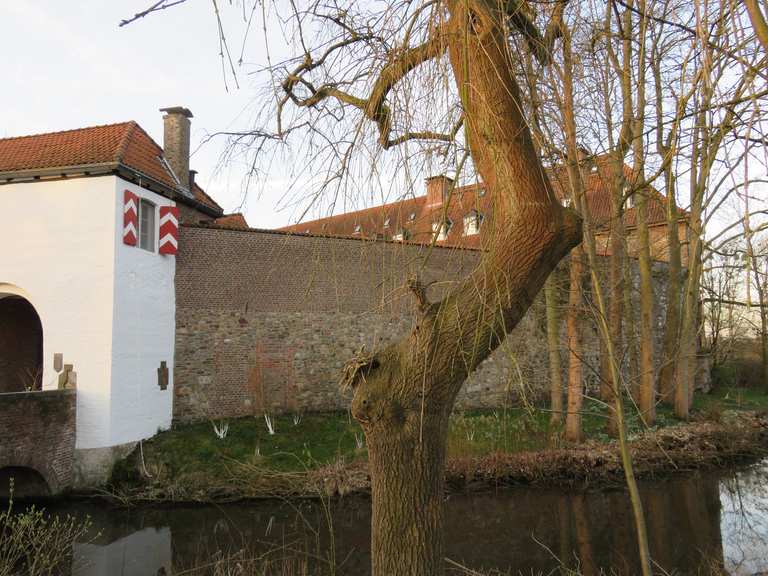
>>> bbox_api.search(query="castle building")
[0,108,688,493]
[280,157,688,264]
[0,108,236,486]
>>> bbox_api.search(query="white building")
[0,108,229,484]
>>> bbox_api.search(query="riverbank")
[104,387,768,503]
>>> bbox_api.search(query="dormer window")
[139,199,156,252]
[432,219,452,241]
[463,210,483,236]
[353,223,362,234]
[392,229,409,242]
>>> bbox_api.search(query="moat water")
[37,460,768,575]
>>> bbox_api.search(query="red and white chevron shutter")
[159,206,179,255]
[123,190,138,246]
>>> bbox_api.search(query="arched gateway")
[0,284,75,496]
[0,286,43,393]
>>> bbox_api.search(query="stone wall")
[173,225,671,421]
[0,389,76,495]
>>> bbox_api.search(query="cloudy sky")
[2,2,764,238]
[0,1,300,228]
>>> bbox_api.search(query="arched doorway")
[0,294,43,393]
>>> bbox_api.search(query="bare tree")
[123,0,767,572]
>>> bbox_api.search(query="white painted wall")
[0,175,176,449]
[109,177,175,445]
[0,177,116,449]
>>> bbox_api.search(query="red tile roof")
[280,156,681,249]
[212,213,249,229]
[0,122,222,214]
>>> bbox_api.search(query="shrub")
[0,487,92,576]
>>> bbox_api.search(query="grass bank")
[107,387,768,503]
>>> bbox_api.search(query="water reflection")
[55,461,768,575]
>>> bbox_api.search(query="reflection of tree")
[608,493,634,575]
[571,494,597,576]
[668,474,725,573]
[719,462,768,575]
[646,488,672,571]
[558,495,571,576]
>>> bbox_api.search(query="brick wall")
[0,389,76,495]
[173,225,670,421]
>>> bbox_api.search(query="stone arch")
[0,443,62,495]
[0,466,51,498]
[0,283,43,393]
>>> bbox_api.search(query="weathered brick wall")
[173,225,670,421]
[0,389,76,494]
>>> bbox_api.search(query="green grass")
[116,387,768,494]
[137,413,365,478]
[693,385,768,412]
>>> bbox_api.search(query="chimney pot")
[160,107,193,191]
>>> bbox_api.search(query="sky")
[2,2,765,238]
[0,1,299,229]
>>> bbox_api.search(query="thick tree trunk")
[636,188,656,424]
[632,9,655,425]
[659,167,682,403]
[565,247,584,443]
[605,157,627,437]
[624,258,641,398]
[676,228,697,420]
[348,4,582,574]
[545,275,564,425]
[366,410,449,575]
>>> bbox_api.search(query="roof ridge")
[0,121,135,143]
[280,181,490,230]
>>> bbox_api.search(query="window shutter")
[123,190,138,246]
[158,206,180,255]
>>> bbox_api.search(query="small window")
[353,223,362,234]
[463,210,483,235]
[139,199,156,252]
[407,212,417,222]
[432,219,452,241]
[478,187,486,197]
[383,217,391,228]
[392,229,409,242]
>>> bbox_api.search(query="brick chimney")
[160,106,193,190]
[425,175,454,207]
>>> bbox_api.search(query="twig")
[119,0,188,27]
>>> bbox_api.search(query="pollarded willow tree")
[258,1,579,573]
[306,4,581,574]
[127,0,580,574]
